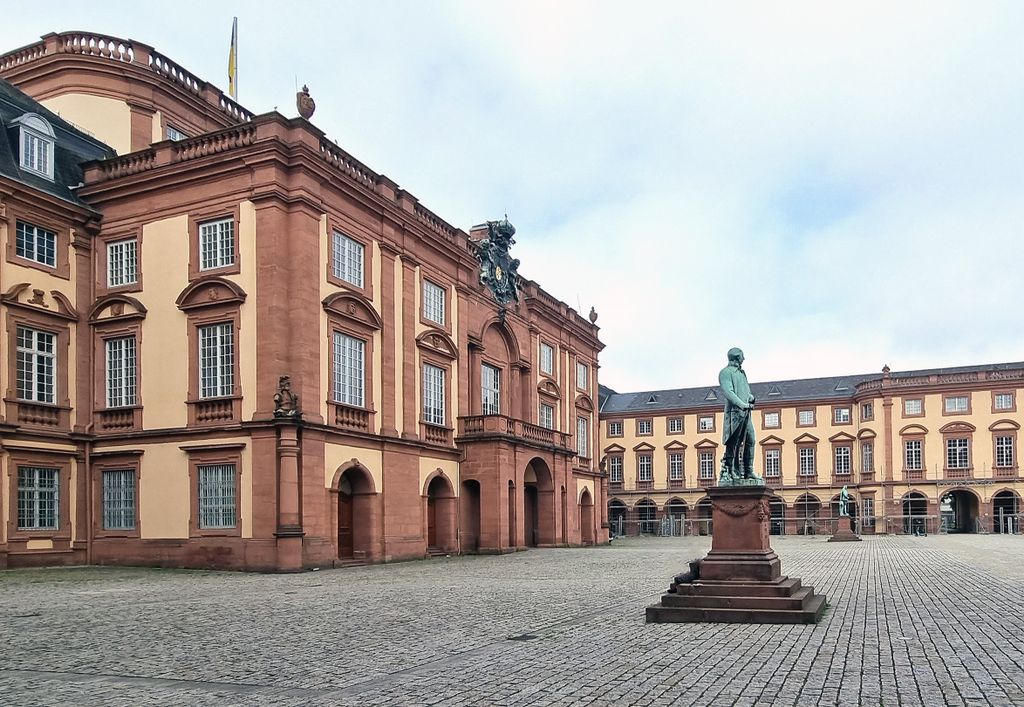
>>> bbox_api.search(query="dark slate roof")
[0,78,114,208]
[597,384,618,412]
[600,361,1024,415]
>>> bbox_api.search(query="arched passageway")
[940,489,979,533]
[993,490,1020,533]
[334,465,378,561]
[795,494,821,535]
[425,474,456,553]
[903,492,929,535]
[636,499,657,535]
[523,458,554,547]
[665,499,688,536]
[580,489,595,545]
[609,500,627,537]
[460,480,481,552]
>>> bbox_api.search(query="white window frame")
[16,326,56,403]
[198,323,234,399]
[945,438,970,470]
[539,403,554,430]
[198,464,237,529]
[798,409,815,426]
[994,393,1014,411]
[904,398,923,415]
[198,217,235,271]
[540,342,554,375]
[834,446,851,474]
[861,402,874,420]
[698,451,715,480]
[166,125,188,141]
[15,221,57,267]
[798,447,816,476]
[637,419,653,435]
[107,238,138,287]
[668,417,683,434]
[17,115,55,180]
[904,439,923,471]
[333,332,365,407]
[608,456,623,483]
[422,280,445,326]
[105,336,137,408]
[668,453,684,481]
[17,466,59,530]
[763,411,780,428]
[834,407,851,424]
[995,436,1015,468]
[637,454,653,482]
[698,416,714,432]
[607,421,623,437]
[944,396,969,413]
[102,469,136,530]
[861,441,874,472]
[422,363,445,426]
[577,416,589,458]
[331,231,364,287]
[764,448,781,477]
[482,363,501,415]
[576,361,589,390]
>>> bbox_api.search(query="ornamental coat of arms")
[472,218,521,307]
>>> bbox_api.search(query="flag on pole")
[227,17,238,100]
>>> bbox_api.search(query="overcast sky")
[5,2,1024,392]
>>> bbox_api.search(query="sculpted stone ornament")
[718,348,763,486]
[273,375,302,419]
[296,85,315,120]
[471,218,521,313]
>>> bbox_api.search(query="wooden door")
[338,492,354,559]
[427,496,438,547]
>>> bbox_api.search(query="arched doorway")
[334,464,377,561]
[524,457,554,547]
[795,494,821,535]
[769,497,786,536]
[579,489,595,545]
[508,480,517,547]
[636,499,657,534]
[460,480,481,552]
[696,497,713,535]
[993,490,1020,533]
[425,474,456,553]
[903,492,929,535]
[940,489,979,533]
[609,499,627,537]
[665,498,688,536]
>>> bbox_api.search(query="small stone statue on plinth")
[829,484,862,542]
[273,375,302,419]
[718,347,764,487]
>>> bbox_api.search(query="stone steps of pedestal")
[673,577,802,598]
[660,586,814,611]
[646,593,826,625]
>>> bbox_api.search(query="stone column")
[378,245,400,436]
[400,257,418,439]
[275,420,305,572]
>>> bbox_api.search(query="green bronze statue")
[718,347,764,486]
[839,485,850,516]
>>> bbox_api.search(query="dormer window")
[13,113,55,180]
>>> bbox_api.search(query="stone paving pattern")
[2,535,1023,706]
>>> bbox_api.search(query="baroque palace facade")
[0,32,605,570]
[599,362,1023,536]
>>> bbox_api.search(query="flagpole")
[228,17,238,101]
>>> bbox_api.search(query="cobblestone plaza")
[3,535,1023,706]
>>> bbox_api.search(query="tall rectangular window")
[861,441,874,472]
[539,403,554,430]
[481,364,500,415]
[764,448,781,477]
[608,456,623,483]
[669,453,684,480]
[862,498,874,521]
[333,332,365,407]
[16,326,56,403]
[698,452,714,480]
[904,439,922,470]
[107,239,138,287]
[834,446,851,473]
[198,218,235,271]
[332,231,364,287]
[102,469,136,530]
[576,362,589,390]
[946,438,969,469]
[198,323,233,398]
[798,447,816,476]
[540,342,554,375]
[15,221,56,267]
[637,454,653,482]
[17,466,58,530]
[422,280,445,325]
[577,416,589,458]
[422,363,445,426]
[198,464,236,529]
[996,436,1015,468]
[861,402,874,421]
[944,396,969,413]
[105,336,137,408]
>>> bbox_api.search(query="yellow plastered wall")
[419,456,459,496]
[40,94,132,155]
[324,443,383,492]
[139,215,190,429]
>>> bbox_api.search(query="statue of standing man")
[718,348,763,486]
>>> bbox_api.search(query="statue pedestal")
[646,486,826,624]
[828,516,862,542]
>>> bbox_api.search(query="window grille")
[944,396,969,413]
[21,129,52,177]
[422,281,445,325]
[698,416,714,432]
[668,418,683,433]
[764,412,780,428]
[102,469,136,530]
[698,452,714,479]
[861,402,874,420]
[798,410,814,425]
[608,456,623,483]
[904,399,922,415]
[17,466,58,530]
[199,323,233,398]
[107,239,138,287]
[333,332,365,406]
[638,419,653,435]
[331,231,364,287]
[540,343,554,374]
[607,421,622,436]
[16,221,56,267]
[577,417,589,458]
[764,449,781,477]
[994,393,1014,411]
[105,336,137,408]
[199,218,235,270]
[198,464,236,529]
[834,408,851,424]
[16,326,56,403]
[861,441,874,472]
[422,363,445,425]
[905,439,922,470]
[637,454,653,482]
[799,447,816,475]
[481,364,500,415]
[539,403,554,430]
[835,446,851,473]
[669,453,684,480]
[996,436,1015,468]
[946,438,969,469]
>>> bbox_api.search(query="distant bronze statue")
[839,486,851,516]
[718,348,762,485]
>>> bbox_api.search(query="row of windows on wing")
[14,465,235,532]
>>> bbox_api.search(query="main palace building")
[0,32,606,570]
[600,362,1022,537]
